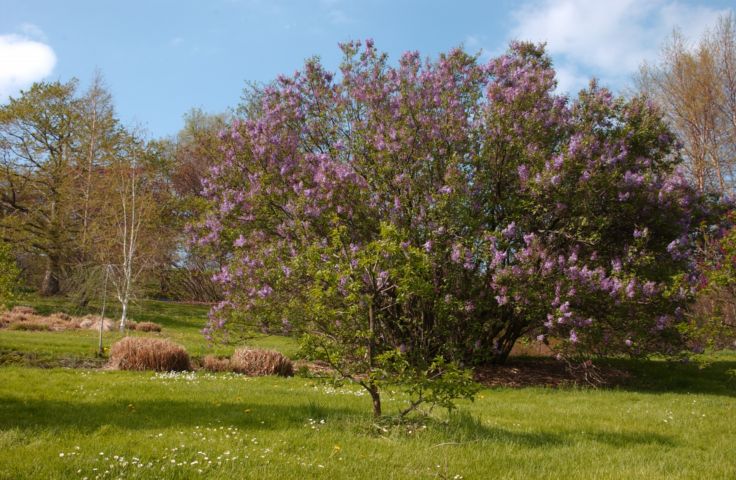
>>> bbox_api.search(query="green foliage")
[689,211,736,350]
[0,241,20,308]
[376,350,480,417]
[707,213,736,288]
[292,223,480,416]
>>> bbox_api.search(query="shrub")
[230,348,293,377]
[109,337,190,371]
[194,40,717,416]
[135,321,162,332]
[202,355,231,372]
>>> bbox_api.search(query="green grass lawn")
[1,297,735,479]
[0,368,734,479]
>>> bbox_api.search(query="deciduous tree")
[638,14,736,195]
[0,81,81,295]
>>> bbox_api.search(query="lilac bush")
[194,41,709,415]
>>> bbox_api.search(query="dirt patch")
[474,358,630,388]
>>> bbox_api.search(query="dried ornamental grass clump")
[109,337,191,372]
[10,306,35,315]
[0,306,80,331]
[230,347,293,377]
[48,312,72,322]
[0,306,37,327]
[202,355,231,372]
[134,321,162,332]
[77,315,116,332]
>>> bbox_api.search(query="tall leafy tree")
[0,81,82,295]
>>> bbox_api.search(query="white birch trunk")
[112,150,144,333]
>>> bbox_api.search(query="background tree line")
[0,76,227,322]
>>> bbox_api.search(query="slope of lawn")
[0,296,299,366]
[0,297,735,479]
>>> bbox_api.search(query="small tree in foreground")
[195,41,716,417]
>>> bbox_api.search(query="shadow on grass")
[0,396,360,433]
[492,354,736,398]
[0,349,106,369]
[601,355,736,397]
[412,411,676,448]
[0,395,677,449]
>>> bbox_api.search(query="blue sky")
[0,0,733,138]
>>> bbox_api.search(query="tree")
[194,41,709,416]
[150,109,231,303]
[88,135,163,331]
[638,14,736,196]
[67,73,129,306]
[0,81,82,295]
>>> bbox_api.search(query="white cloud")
[510,0,730,92]
[18,23,47,41]
[0,32,56,100]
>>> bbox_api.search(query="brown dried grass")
[109,337,190,372]
[134,321,162,332]
[77,316,116,332]
[230,347,293,377]
[48,312,72,322]
[202,355,231,372]
[11,306,36,315]
[0,307,161,335]
[0,307,79,332]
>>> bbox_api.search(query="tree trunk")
[368,383,382,417]
[40,256,60,296]
[119,298,128,333]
